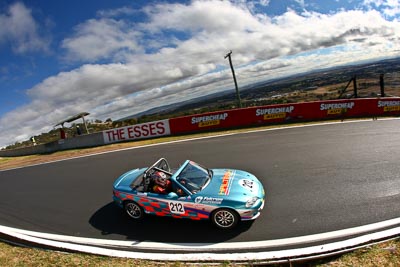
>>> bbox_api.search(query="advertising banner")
[103,119,171,144]
[169,98,400,135]
[377,99,400,113]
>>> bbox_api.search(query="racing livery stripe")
[116,191,212,219]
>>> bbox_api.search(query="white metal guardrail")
[1,218,400,263]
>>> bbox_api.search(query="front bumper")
[240,198,265,221]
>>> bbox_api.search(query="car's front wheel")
[211,208,239,229]
[124,201,144,220]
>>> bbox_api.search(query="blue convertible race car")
[113,158,265,229]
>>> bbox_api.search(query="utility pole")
[380,73,385,97]
[224,50,242,108]
[353,75,358,98]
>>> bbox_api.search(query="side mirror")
[167,192,178,199]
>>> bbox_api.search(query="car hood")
[113,167,146,190]
[202,169,263,198]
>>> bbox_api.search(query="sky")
[0,0,400,148]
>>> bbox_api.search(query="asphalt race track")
[1,119,400,256]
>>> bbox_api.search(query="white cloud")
[293,0,305,9]
[96,6,137,18]
[142,1,262,34]
[61,18,142,63]
[363,0,400,18]
[1,0,400,147]
[0,2,49,54]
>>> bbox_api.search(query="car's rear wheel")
[124,201,144,220]
[211,208,239,229]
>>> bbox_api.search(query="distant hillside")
[117,90,232,121]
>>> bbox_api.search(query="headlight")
[245,196,259,208]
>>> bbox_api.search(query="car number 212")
[168,202,185,214]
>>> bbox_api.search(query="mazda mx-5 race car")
[113,158,265,229]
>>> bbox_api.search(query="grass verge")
[0,238,398,266]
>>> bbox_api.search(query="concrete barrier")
[0,132,104,157]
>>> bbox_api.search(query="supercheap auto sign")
[168,98,400,134]
[320,102,355,115]
[191,113,229,127]
[255,106,295,120]
[378,100,400,112]
[103,119,170,144]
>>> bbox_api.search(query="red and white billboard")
[103,119,171,144]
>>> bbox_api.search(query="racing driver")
[152,172,172,194]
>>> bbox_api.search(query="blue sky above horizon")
[1,0,400,147]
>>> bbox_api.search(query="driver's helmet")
[153,172,168,187]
